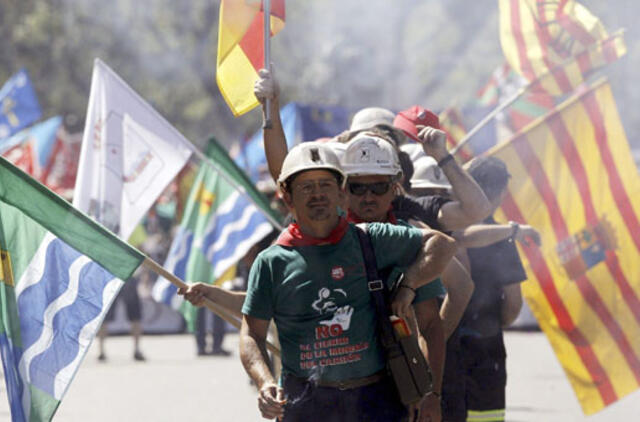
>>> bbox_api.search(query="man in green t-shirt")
[232,142,454,421]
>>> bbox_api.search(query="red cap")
[393,106,440,141]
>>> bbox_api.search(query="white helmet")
[399,143,451,190]
[411,156,452,190]
[350,107,395,132]
[277,142,345,189]
[341,132,402,177]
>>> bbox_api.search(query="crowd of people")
[177,67,542,422]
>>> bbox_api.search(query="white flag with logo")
[73,59,194,238]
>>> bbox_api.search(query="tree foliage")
[0,0,638,149]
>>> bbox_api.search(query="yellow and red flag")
[499,0,626,96]
[216,0,285,116]
[489,78,640,414]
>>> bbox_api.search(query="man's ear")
[281,188,294,209]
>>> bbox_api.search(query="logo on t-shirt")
[331,266,345,280]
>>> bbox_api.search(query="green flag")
[0,156,145,421]
[152,138,277,330]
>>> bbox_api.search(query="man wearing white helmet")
[235,142,456,421]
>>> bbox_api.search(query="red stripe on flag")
[238,12,266,72]
[548,114,640,328]
[509,0,537,81]
[582,92,640,255]
[513,136,640,385]
[535,2,573,92]
[501,192,617,404]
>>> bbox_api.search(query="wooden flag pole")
[262,0,273,129]
[142,257,281,357]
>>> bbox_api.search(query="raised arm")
[416,126,492,231]
[240,315,285,420]
[254,67,288,183]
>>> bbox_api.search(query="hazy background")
[1,0,638,150]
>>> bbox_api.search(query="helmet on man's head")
[341,132,402,178]
[350,107,396,132]
[277,142,345,190]
[411,156,452,190]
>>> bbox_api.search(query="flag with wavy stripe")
[152,141,274,330]
[490,79,640,414]
[0,156,144,421]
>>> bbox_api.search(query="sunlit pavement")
[1,331,639,421]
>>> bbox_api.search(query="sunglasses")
[348,182,392,196]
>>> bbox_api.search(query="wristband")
[426,391,441,399]
[437,154,455,167]
[399,284,417,295]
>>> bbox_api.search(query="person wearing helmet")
[392,106,492,232]
[234,142,457,421]
[338,132,448,422]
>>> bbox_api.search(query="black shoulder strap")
[354,224,397,349]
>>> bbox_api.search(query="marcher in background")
[440,156,540,422]
[97,269,146,362]
[182,142,456,421]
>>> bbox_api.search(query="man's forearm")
[205,287,247,319]
[453,224,512,249]
[239,323,276,389]
[262,98,288,183]
[414,302,445,394]
[404,231,457,289]
[440,258,474,339]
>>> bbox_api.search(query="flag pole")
[142,257,281,356]
[450,86,526,157]
[191,147,284,231]
[262,0,273,129]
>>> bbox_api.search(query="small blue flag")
[0,69,42,139]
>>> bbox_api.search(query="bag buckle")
[368,280,384,291]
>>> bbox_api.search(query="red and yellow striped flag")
[489,78,640,414]
[499,0,626,96]
[216,0,285,116]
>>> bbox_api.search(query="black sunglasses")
[348,182,392,196]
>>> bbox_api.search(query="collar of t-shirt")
[276,217,350,246]
[346,208,398,225]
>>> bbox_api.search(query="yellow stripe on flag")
[216,0,285,116]
[490,78,640,414]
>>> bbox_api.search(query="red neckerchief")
[276,217,349,247]
[347,208,398,225]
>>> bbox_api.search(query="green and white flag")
[0,156,144,421]
[152,138,278,329]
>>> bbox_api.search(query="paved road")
[1,331,639,421]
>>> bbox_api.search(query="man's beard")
[306,198,331,221]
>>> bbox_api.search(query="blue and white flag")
[0,156,145,421]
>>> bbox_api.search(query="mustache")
[359,200,379,207]
[307,198,329,207]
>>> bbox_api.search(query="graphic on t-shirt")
[312,287,354,331]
